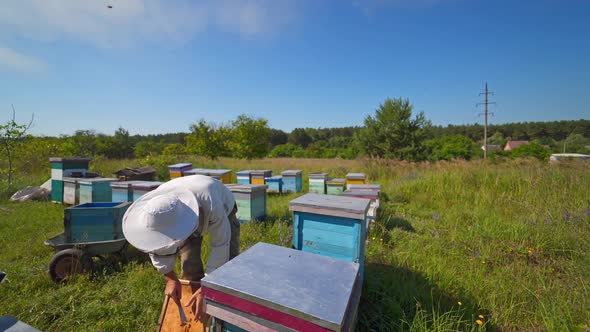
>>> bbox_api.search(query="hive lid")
[49,157,92,163]
[326,178,345,184]
[266,176,282,180]
[289,193,371,220]
[236,170,254,176]
[131,181,164,190]
[308,172,329,179]
[201,242,359,332]
[348,184,381,191]
[281,170,302,176]
[110,180,146,188]
[250,170,272,176]
[228,184,268,193]
[168,163,192,169]
[78,178,117,185]
[345,173,366,180]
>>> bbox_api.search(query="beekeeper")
[122,174,239,314]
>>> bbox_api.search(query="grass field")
[1,157,589,331]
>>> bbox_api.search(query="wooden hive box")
[51,179,64,203]
[236,170,253,185]
[326,178,345,195]
[289,193,371,281]
[64,202,131,242]
[131,181,163,201]
[157,280,210,332]
[265,176,283,194]
[78,178,118,204]
[250,170,272,185]
[281,170,303,193]
[185,169,232,184]
[342,189,380,228]
[308,172,329,194]
[111,181,145,202]
[345,173,366,188]
[168,163,193,179]
[62,177,81,205]
[228,184,267,222]
[49,157,91,181]
[202,243,361,332]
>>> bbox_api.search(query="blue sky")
[0,0,588,136]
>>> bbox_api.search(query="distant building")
[504,140,529,151]
[481,144,502,151]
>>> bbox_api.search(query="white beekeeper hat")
[122,188,199,253]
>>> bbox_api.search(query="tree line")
[3,98,590,168]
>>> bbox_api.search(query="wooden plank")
[205,301,289,332]
[158,280,210,332]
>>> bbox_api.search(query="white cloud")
[0,0,299,49]
[0,46,47,72]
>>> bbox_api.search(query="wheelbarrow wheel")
[48,249,93,283]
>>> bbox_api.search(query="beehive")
[326,178,346,195]
[236,170,253,185]
[168,163,192,179]
[131,181,163,201]
[184,169,232,184]
[342,189,380,228]
[308,172,329,194]
[281,170,303,193]
[265,176,283,194]
[78,178,118,204]
[345,173,366,188]
[49,157,91,203]
[250,170,272,185]
[64,202,131,242]
[111,181,145,202]
[62,177,80,205]
[227,184,267,222]
[202,243,361,332]
[290,193,371,280]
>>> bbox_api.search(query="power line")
[477,82,496,159]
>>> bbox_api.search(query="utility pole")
[477,83,495,159]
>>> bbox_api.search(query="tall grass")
[1,158,589,331]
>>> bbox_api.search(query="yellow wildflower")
[478,314,484,319]
[372,237,375,240]
[527,249,532,255]
[476,319,484,326]
[380,238,383,241]
[457,301,462,306]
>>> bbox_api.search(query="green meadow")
[1,157,589,331]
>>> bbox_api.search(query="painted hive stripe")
[202,287,332,332]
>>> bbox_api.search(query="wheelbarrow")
[44,233,128,283]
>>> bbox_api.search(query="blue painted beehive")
[236,170,253,185]
[64,202,131,242]
[111,181,145,202]
[326,178,346,195]
[281,170,303,193]
[78,178,118,204]
[227,184,267,222]
[289,193,371,281]
[131,181,163,201]
[265,176,283,194]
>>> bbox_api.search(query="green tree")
[229,115,271,159]
[0,107,34,193]
[357,98,430,160]
[423,135,475,161]
[288,128,313,148]
[185,119,229,160]
[162,143,187,156]
[268,143,298,158]
[134,141,165,158]
[62,130,98,157]
[510,142,551,160]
